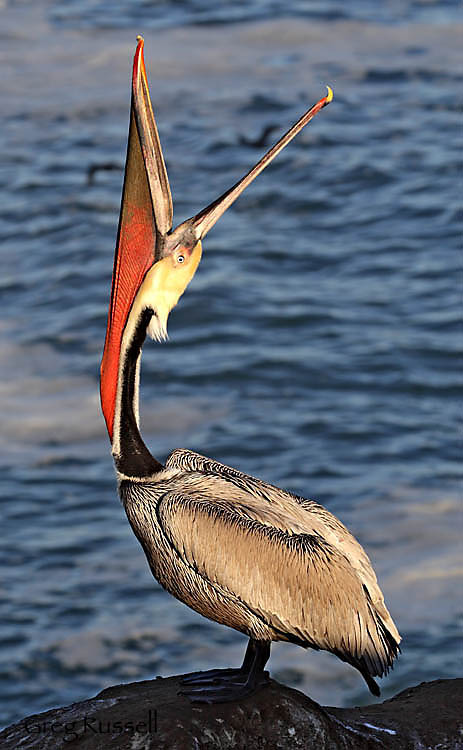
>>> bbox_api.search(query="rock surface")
[1,677,461,749]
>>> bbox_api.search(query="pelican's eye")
[177,254,185,264]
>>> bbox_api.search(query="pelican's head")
[100,36,332,440]
[135,237,202,343]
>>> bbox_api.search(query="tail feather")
[363,671,381,697]
[363,585,401,673]
[341,588,401,695]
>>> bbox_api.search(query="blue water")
[1,0,461,729]
[47,0,462,29]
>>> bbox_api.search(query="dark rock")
[1,677,461,749]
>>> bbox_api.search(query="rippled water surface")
[1,0,461,729]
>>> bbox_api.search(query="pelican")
[100,37,400,703]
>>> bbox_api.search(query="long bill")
[165,85,333,253]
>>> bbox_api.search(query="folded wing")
[157,490,399,682]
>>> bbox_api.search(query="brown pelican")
[100,37,400,703]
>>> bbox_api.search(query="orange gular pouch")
[100,107,157,444]
[101,38,173,446]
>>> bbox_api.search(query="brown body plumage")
[119,448,400,698]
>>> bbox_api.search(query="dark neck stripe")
[115,307,164,477]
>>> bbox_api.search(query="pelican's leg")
[181,638,258,685]
[179,640,270,703]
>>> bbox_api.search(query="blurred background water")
[0,0,461,729]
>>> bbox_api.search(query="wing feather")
[166,448,401,646]
[157,490,397,677]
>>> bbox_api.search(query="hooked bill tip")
[136,35,144,44]
[325,85,333,103]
